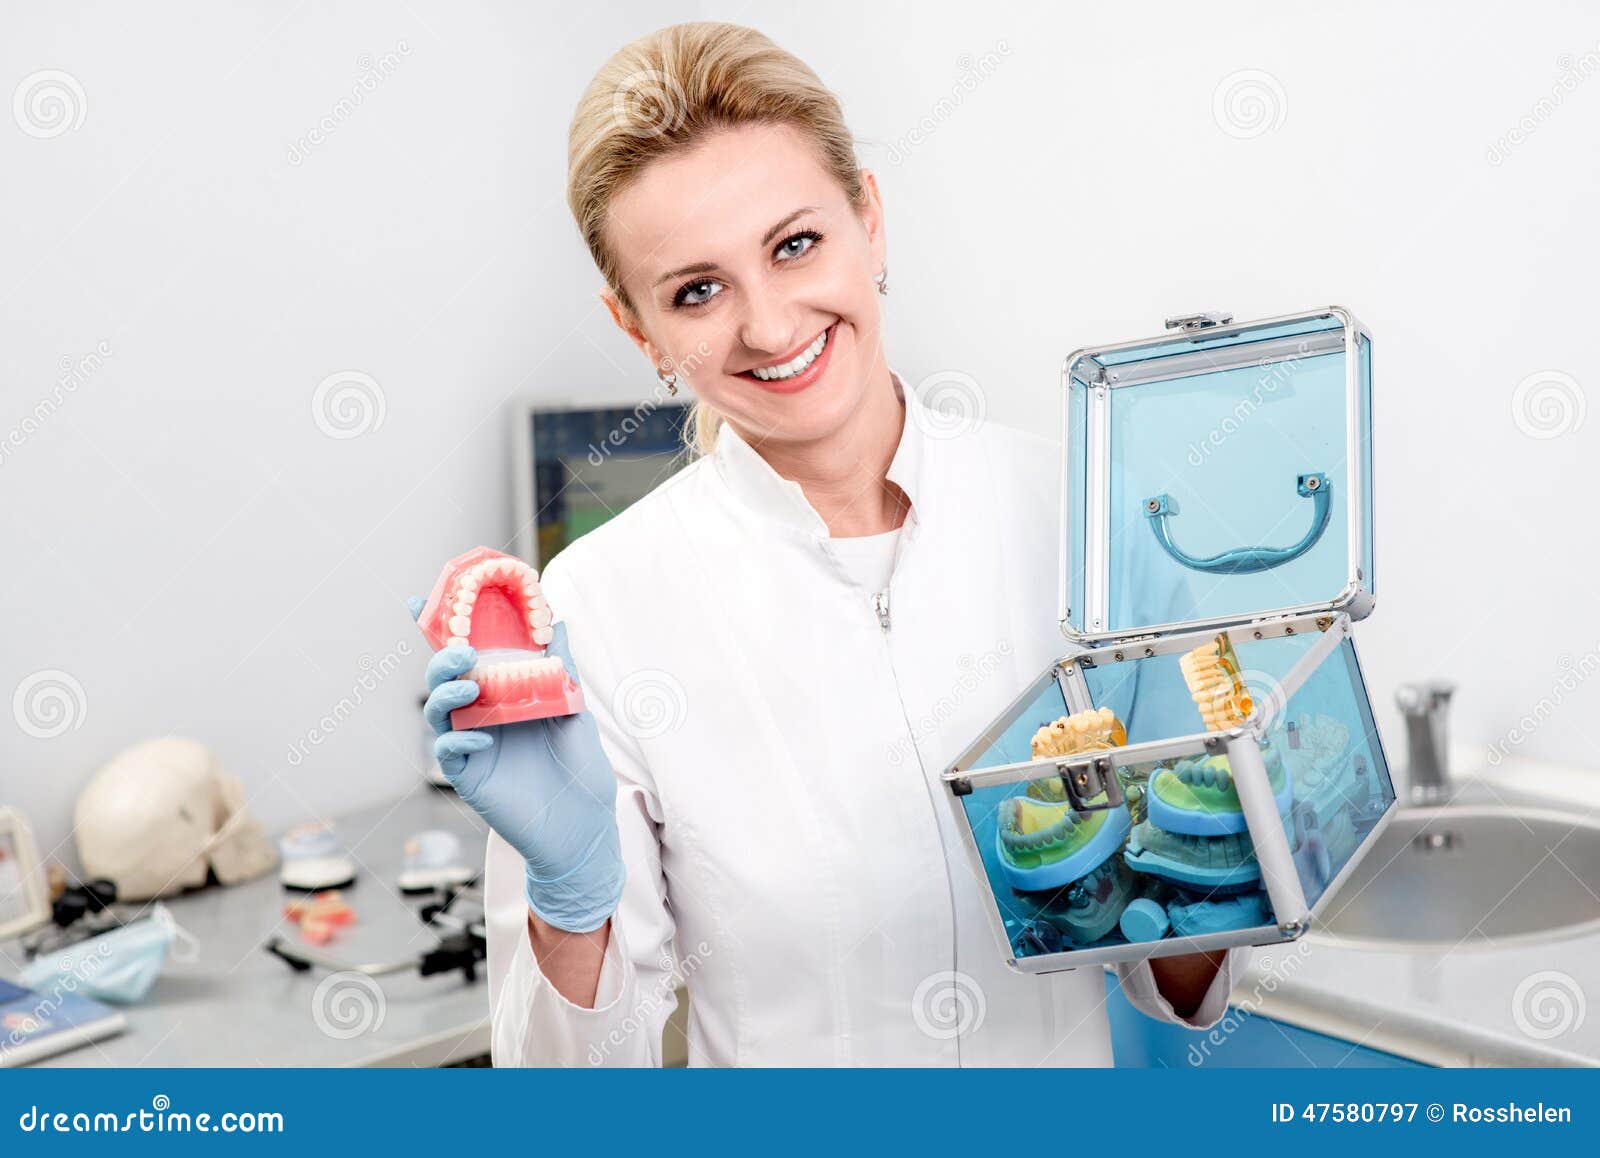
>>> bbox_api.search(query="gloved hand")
[411,599,624,933]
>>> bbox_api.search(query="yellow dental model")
[1179,633,1254,731]
[1030,706,1127,759]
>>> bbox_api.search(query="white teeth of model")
[751,329,827,380]
[447,636,468,648]
[532,625,554,646]
[452,600,473,617]
[448,615,471,636]
[459,574,479,593]
[527,607,553,629]
[457,588,476,605]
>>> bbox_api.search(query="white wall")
[714,0,1600,778]
[1,0,672,862]
[5,1,1598,861]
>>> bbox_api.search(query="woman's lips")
[736,323,837,395]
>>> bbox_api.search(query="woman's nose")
[736,276,797,359]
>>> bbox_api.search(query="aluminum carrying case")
[943,307,1396,971]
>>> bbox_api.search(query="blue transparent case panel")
[955,630,1393,961]
[1064,314,1371,637]
[1265,638,1395,909]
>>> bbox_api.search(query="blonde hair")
[567,22,865,455]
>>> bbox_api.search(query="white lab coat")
[484,372,1240,1066]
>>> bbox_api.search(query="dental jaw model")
[416,547,583,729]
[1146,748,1294,836]
[1030,705,1126,758]
[1001,708,1136,948]
[1179,633,1254,730]
[1115,633,1297,940]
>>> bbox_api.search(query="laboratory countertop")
[3,785,491,1068]
[1233,752,1600,1067]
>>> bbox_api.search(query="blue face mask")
[20,903,198,1005]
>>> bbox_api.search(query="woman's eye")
[776,231,820,261]
[676,279,723,308]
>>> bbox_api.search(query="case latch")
[1057,755,1126,812]
[1163,310,1234,332]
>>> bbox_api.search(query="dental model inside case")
[942,307,1397,971]
[416,546,584,729]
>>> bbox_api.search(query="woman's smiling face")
[602,120,888,447]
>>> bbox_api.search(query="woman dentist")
[423,21,1239,1066]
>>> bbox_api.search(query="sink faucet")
[1395,681,1456,804]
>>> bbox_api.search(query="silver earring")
[657,367,678,396]
[875,267,889,295]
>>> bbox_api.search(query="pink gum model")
[416,546,585,729]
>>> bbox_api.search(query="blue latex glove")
[411,598,624,933]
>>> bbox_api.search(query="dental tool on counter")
[263,882,486,984]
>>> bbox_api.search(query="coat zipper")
[869,578,965,1065]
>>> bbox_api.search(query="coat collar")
[712,368,930,537]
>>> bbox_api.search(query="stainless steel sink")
[1312,804,1600,949]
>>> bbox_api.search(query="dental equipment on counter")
[278,821,357,891]
[265,882,487,984]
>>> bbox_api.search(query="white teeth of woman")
[750,327,828,381]
[467,657,568,694]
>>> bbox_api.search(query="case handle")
[1143,472,1330,575]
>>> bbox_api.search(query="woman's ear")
[600,287,659,363]
[857,168,887,275]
